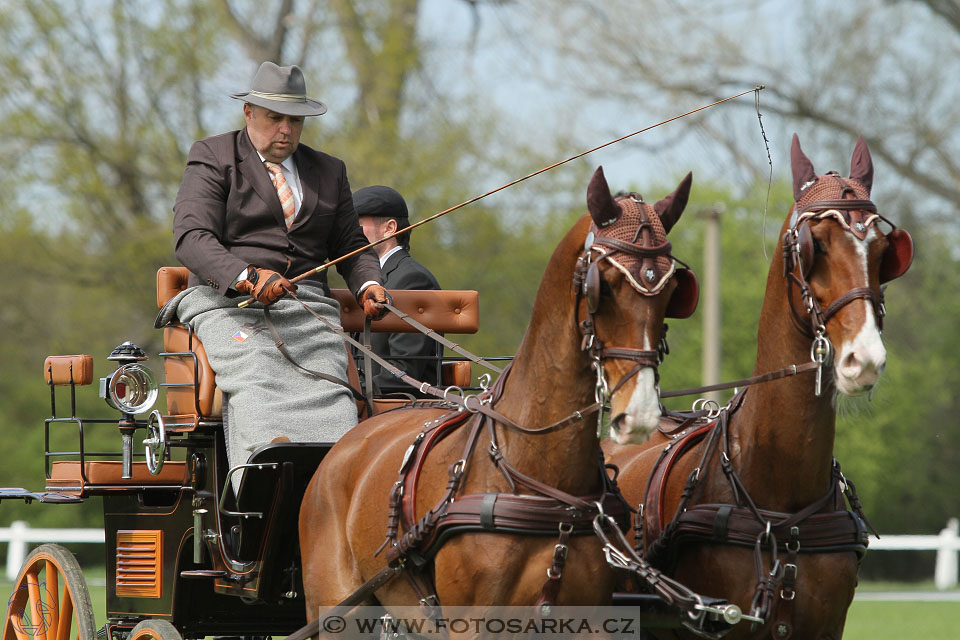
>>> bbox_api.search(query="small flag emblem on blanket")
[233,330,248,342]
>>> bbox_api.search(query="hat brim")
[231,92,327,117]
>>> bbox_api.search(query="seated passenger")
[170,61,388,476]
[354,186,442,395]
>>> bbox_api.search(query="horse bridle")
[573,196,687,422]
[781,174,897,395]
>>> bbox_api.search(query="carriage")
[1,267,484,640]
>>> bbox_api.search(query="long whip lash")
[238,85,765,308]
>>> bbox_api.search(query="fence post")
[6,520,29,581]
[934,517,959,590]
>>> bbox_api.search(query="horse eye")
[599,281,613,298]
[813,238,826,254]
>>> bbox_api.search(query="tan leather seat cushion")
[43,355,94,386]
[47,461,187,492]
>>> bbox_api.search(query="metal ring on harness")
[463,394,483,414]
[692,398,721,420]
[443,385,465,405]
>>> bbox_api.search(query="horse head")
[581,166,698,444]
[785,134,914,396]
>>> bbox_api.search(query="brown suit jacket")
[173,129,381,297]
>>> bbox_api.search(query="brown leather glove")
[235,267,296,306]
[360,284,392,321]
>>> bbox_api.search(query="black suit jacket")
[370,249,441,392]
[173,129,381,297]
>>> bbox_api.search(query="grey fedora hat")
[230,62,327,117]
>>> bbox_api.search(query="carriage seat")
[41,355,188,494]
[155,267,479,425]
[46,461,188,496]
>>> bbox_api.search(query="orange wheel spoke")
[56,591,73,640]
[27,576,46,640]
[46,561,60,638]
[8,615,31,640]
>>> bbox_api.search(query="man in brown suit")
[172,62,388,476]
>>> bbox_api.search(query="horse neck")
[730,248,838,509]
[492,217,601,489]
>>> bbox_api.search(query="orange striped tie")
[264,161,296,229]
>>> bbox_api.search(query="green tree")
[0,0,576,530]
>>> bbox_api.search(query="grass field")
[4,573,959,639]
[844,600,960,640]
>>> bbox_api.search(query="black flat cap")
[353,185,409,222]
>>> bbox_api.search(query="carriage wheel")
[2,543,96,640]
[128,619,182,640]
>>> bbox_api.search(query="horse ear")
[587,166,621,227]
[654,172,693,233]
[791,133,817,201]
[849,135,874,194]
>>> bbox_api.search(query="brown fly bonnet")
[579,167,699,319]
[785,134,914,284]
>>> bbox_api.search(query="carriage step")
[180,569,228,578]
[0,488,83,503]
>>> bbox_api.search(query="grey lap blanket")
[159,285,358,477]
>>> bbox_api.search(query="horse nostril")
[840,351,860,374]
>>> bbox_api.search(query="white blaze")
[611,367,661,444]
[835,233,886,395]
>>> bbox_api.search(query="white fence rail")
[0,521,105,580]
[1,518,958,587]
[869,517,959,590]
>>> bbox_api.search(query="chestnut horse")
[605,135,914,640]
[299,167,700,626]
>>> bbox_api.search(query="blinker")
[879,228,913,283]
[665,268,699,319]
[586,260,601,314]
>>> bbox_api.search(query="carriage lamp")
[99,342,159,478]
[100,342,158,414]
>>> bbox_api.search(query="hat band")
[248,90,306,103]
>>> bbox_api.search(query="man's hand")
[236,267,296,306]
[360,284,392,320]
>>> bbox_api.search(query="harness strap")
[667,505,868,554]
[797,199,875,215]
[363,316,375,402]
[593,236,673,257]
[820,287,877,325]
[772,528,801,640]
[262,306,370,405]
[536,522,573,616]
[660,361,819,399]
[382,301,504,374]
